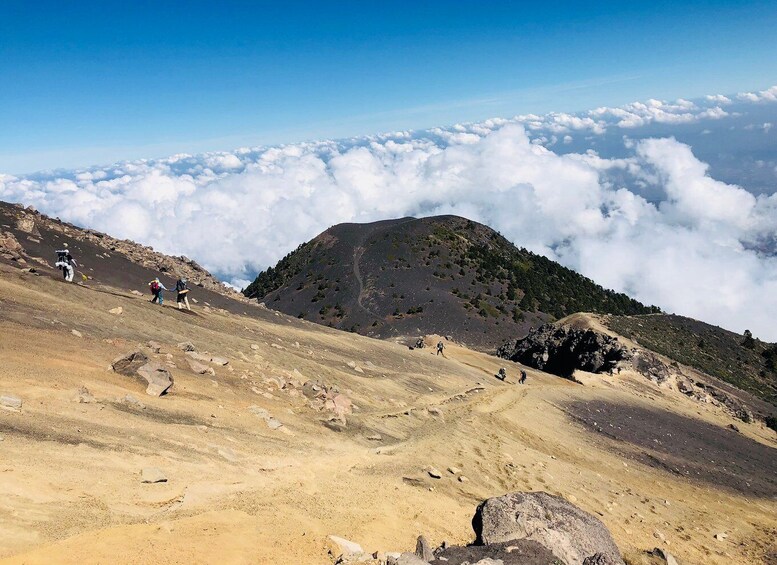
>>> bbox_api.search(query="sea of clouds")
[2,86,776,338]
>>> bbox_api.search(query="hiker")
[436,340,445,356]
[497,367,507,381]
[54,243,78,282]
[149,277,168,305]
[519,370,527,384]
[175,277,191,310]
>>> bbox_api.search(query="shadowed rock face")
[429,538,560,565]
[497,324,631,378]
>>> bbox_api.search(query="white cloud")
[2,87,777,339]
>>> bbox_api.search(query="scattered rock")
[136,362,175,396]
[327,535,363,559]
[0,395,22,412]
[458,476,469,483]
[147,340,162,353]
[248,405,284,431]
[140,467,168,483]
[210,356,229,366]
[71,329,83,338]
[650,547,679,565]
[448,466,461,475]
[187,358,214,375]
[474,491,624,565]
[391,553,428,565]
[15,216,40,236]
[714,532,728,541]
[130,289,144,296]
[112,351,150,375]
[426,467,442,479]
[415,535,434,561]
[653,530,666,542]
[177,341,196,352]
[366,433,383,441]
[109,306,123,315]
[728,423,740,432]
[72,386,95,404]
[250,344,260,350]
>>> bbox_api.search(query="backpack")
[150,281,160,293]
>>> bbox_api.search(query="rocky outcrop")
[497,324,631,378]
[0,231,25,262]
[473,492,624,565]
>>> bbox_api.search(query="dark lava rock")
[497,324,631,378]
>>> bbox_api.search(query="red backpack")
[150,281,160,293]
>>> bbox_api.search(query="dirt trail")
[0,264,775,564]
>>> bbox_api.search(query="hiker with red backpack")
[149,278,168,305]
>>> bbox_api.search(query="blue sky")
[1,0,776,173]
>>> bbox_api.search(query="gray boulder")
[473,492,623,565]
[112,351,150,375]
[137,362,174,396]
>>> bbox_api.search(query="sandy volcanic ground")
[0,264,775,564]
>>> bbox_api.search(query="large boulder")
[430,539,560,565]
[473,492,623,565]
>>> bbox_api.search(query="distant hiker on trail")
[497,367,507,381]
[175,278,191,310]
[54,243,78,282]
[519,370,527,384]
[436,341,445,357]
[149,278,168,305]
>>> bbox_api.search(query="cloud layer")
[2,87,777,339]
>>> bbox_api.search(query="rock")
[15,216,40,236]
[332,394,353,419]
[112,351,150,375]
[458,476,469,483]
[473,491,624,565]
[497,324,631,379]
[72,386,95,404]
[653,530,666,542]
[210,356,229,366]
[120,394,145,409]
[71,329,83,338]
[366,433,383,441]
[0,395,22,412]
[392,553,428,565]
[415,535,434,561]
[0,231,24,258]
[141,467,168,483]
[248,405,284,430]
[448,466,461,475]
[147,340,162,353]
[583,554,611,565]
[187,358,214,375]
[250,344,260,350]
[431,538,558,565]
[650,547,679,565]
[714,532,728,541]
[727,423,740,432]
[427,467,442,479]
[130,290,144,296]
[136,362,174,396]
[327,535,363,558]
[177,341,196,352]
[265,417,283,430]
[109,306,123,315]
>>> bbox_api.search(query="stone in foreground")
[474,491,623,565]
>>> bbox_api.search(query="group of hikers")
[497,367,528,384]
[55,244,192,310]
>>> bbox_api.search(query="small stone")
[653,530,666,542]
[367,433,383,441]
[0,395,22,412]
[714,532,728,541]
[186,358,213,375]
[72,386,95,404]
[71,329,83,338]
[427,467,442,479]
[458,475,469,483]
[250,344,260,350]
[109,306,123,315]
[130,290,144,296]
[141,467,167,483]
[447,466,461,475]
[147,340,162,353]
[177,341,196,352]
[210,356,229,366]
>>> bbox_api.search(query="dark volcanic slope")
[605,313,777,408]
[0,200,269,319]
[244,215,658,349]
